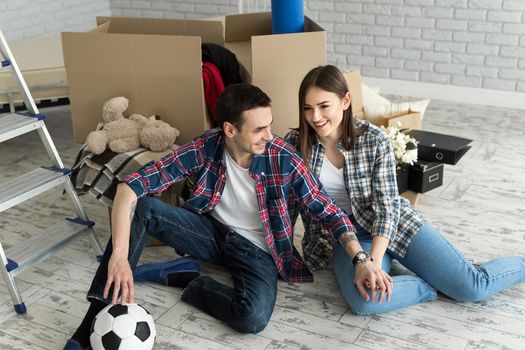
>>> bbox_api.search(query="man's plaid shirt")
[123,128,355,283]
[285,120,425,271]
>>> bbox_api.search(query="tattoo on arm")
[129,201,137,224]
[339,232,358,247]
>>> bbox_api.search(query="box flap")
[225,12,271,42]
[250,31,326,76]
[343,70,363,117]
[61,31,207,144]
[96,16,224,45]
[383,112,422,130]
[225,13,325,76]
[224,41,252,76]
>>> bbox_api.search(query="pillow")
[361,83,390,107]
[364,99,431,124]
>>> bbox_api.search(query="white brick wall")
[107,0,525,93]
[0,0,111,40]
[311,0,524,92]
[3,0,523,93]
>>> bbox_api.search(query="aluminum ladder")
[0,30,103,314]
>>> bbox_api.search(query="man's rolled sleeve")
[290,155,355,244]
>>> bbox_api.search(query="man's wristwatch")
[352,251,373,266]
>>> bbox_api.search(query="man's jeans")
[87,196,278,333]
[334,221,525,315]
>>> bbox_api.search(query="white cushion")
[362,83,390,107]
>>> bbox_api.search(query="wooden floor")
[1,101,524,349]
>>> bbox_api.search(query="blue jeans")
[334,222,525,315]
[87,197,278,333]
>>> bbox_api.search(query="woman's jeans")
[334,222,525,315]
[87,197,278,333]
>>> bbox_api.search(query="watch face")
[357,252,366,260]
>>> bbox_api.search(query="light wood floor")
[1,100,524,349]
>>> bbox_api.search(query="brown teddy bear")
[140,115,180,152]
[86,97,180,154]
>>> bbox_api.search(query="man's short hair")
[215,83,271,131]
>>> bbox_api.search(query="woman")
[285,65,525,315]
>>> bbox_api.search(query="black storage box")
[409,130,472,165]
[396,164,409,194]
[408,161,444,193]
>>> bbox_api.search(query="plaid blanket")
[70,144,178,206]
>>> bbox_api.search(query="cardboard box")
[343,70,363,120]
[0,36,67,107]
[343,70,421,130]
[401,190,420,207]
[408,129,472,165]
[409,161,444,193]
[62,16,224,144]
[376,111,422,130]
[224,12,326,137]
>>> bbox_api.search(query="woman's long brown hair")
[298,65,361,166]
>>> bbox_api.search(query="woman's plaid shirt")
[123,128,355,283]
[285,120,425,271]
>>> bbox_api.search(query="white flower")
[380,122,418,165]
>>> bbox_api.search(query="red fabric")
[202,62,224,123]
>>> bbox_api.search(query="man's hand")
[103,250,135,305]
[354,260,393,303]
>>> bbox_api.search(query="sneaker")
[63,339,91,350]
[133,256,200,287]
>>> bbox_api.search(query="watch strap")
[352,251,371,266]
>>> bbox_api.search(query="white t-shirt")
[210,149,270,254]
[319,157,352,215]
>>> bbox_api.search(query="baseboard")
[362,77,525,110]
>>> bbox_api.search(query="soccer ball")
[90,303,156,350]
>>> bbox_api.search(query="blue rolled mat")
[271,0,304,34]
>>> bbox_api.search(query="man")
[65,84,386,350]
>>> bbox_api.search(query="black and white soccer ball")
[90,303,156,350]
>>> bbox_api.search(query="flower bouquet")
[381,122,418,193]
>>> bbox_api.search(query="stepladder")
[0,30,104,314]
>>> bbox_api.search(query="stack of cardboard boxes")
[61,12,325,144]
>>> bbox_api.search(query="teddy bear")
[140,115,180,152]
[86,96,180,154]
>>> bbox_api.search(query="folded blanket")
[70,144,178,206]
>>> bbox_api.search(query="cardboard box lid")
[62,18,216,144]
[408,129,472,165]
[343,70,363,118]
[411,160,444,172]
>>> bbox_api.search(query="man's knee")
[230,290,276,334]
[230,305,272,334]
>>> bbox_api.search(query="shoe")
[133,256,200,287]
[63,339,91,350]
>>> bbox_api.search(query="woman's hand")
[354,260,393,303]
[103,251,135,305]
